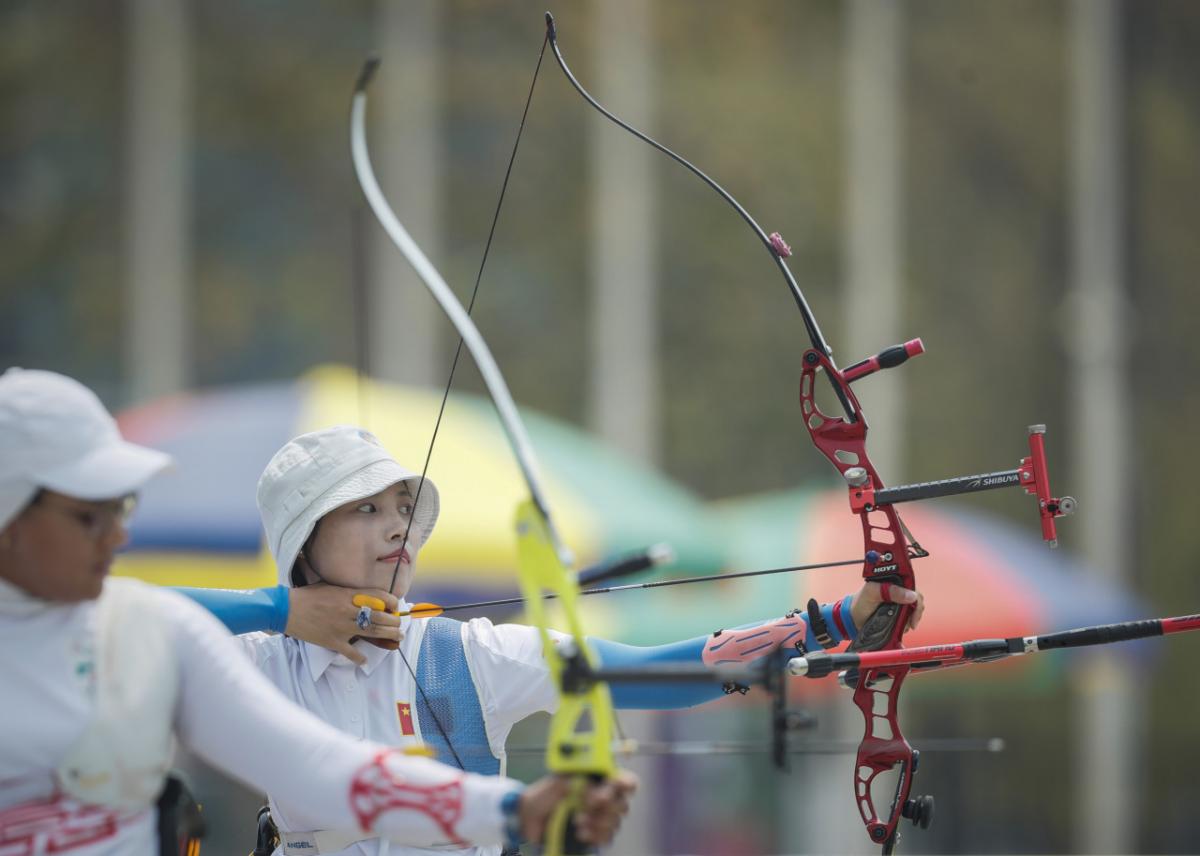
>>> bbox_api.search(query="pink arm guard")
[702,612,807,666]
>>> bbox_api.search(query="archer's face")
[302,482,419,597]
[0,490,132,602]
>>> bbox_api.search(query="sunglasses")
[30,492,139,539]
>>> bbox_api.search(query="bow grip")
[847,602,905,654]
[560,811,598,855]
[547,774,605,856]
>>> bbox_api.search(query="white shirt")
[237,604,566,856]
[0,579,517,856]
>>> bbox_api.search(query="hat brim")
[37,438,172,501]
[275,459,440,587]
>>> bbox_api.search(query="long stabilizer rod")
[789,614,1200,679]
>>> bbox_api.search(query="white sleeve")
[162,590,518,847]
[461,618,569,755]
[233,630,280,667]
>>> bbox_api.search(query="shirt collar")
[0,575,56,617]
[301,598,414,681]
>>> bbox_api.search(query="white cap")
[256,425,440,587]
[0,368,173,530]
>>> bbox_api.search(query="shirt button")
[350,714,359,722]
[346,682,356,692]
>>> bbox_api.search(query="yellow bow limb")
[514,500,617,856]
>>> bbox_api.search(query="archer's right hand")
[284,583,403,665]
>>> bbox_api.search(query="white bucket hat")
[0,368,172,530]
[256,425,440,587]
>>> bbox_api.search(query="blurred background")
[3,0,1199,853]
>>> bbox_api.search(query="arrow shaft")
[423,556,866,616]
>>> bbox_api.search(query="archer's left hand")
[518,771,638,847]
[850,581,924,633]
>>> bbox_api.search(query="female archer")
[181,424,923,856]
[0,370,634,856]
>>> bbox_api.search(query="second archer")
[179,425,923,856]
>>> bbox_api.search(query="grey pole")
[368,0,440,388]
[1068,1,1138,852]
[587,2,659,854]
[586,0,660,468]
[124,0,191,402]
[842,0,905,483]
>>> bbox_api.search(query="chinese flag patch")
[397,701,415,736]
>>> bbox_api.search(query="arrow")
[352,551,876,619]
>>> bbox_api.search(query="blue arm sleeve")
[837,596,858,642]
[587,635,725,710]
[585,592,858,710]
[172,585,290,635]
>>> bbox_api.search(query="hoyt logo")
[872,564,899,574]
